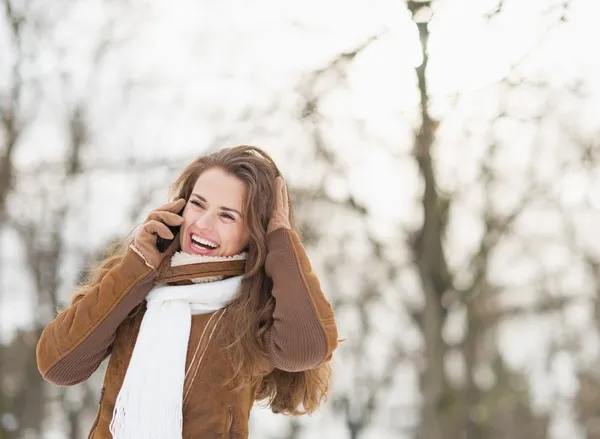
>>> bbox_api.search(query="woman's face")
[179,167,250,257]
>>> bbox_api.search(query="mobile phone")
[156,208,184,253]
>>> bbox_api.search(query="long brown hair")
[74,145,331,414]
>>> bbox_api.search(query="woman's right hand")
[132,198,186,269]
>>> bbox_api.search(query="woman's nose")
[194,213,215,229]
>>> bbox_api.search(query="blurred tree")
[283,1,582,438]
[0,0,114,437]
[1,0,36,435]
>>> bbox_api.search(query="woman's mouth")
[189,234,219,255]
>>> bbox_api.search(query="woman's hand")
[267,176,291,235]
[132,198,186,268]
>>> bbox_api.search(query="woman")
[36,146,338,439]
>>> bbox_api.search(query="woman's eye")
[191,200,204,209]
[221,214,234,221]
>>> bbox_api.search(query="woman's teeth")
[191,235,218,250]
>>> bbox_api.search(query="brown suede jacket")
[36,228,338,439]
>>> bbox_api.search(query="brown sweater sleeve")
[263,228,338,372]
[36,247,156,386]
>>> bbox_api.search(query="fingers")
[266,177,291,234]
[145,198,186,223]
[281,179,289,209]
[148,210,184,226]
[275,176,285,198]
[276,176,289,212]
[142,198,186,235]
[155,198,186,214]
[143,220,175,240]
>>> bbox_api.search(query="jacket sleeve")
[263,228,338,372]
[36,247,156,386]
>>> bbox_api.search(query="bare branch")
[484,0,506,20]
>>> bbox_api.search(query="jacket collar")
[154,245,246,285]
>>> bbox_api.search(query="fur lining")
[170,251,247,267]
[189,276,225,284]
[129,244,155,269]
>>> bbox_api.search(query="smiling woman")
[181,168,250,257]
[35,145,338,439]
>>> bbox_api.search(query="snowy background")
[2,0,600,438]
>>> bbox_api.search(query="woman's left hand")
[267,176,291,234]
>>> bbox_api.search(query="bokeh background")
[2,0,600,438]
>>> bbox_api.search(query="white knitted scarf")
[110,252,246,439]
